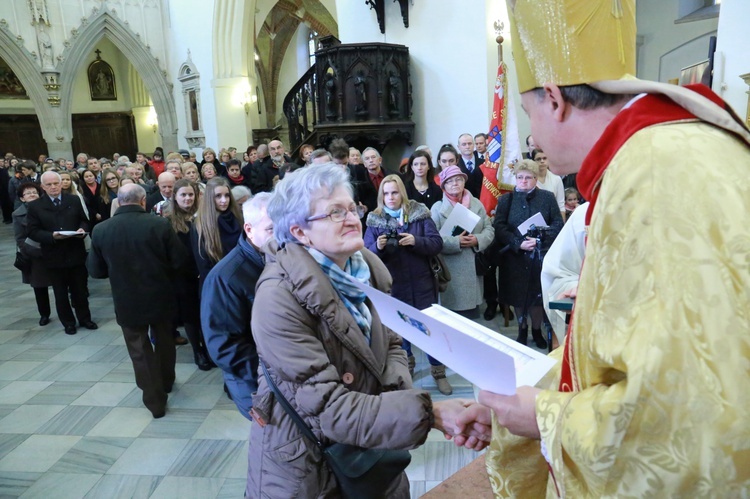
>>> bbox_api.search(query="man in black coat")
[27,171,96,335]
[87,183,189,418]
[250,140,293,193]
[457,133,485,198]
[145,171,175,213]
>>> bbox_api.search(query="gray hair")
[231,185,252,202]
[242,192,272,226]
[116,155,131,166]
[40,170,61,184]
[118,183,147,205]
[309,149,332,162]
[268,163,352,245]
[362,147,380,159]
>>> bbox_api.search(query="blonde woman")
[189,176,243,285]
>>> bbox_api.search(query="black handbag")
[474,249,492,276]
[260,361,411,499]
[429,253,451,293]
[13,251,32,273]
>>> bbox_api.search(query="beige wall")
[636,0,718,82]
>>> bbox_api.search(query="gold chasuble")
[486,121,750,497]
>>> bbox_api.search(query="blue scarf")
[383,206,405,227]
[306,247,373,343]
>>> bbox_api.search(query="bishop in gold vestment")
[479,1,750,497]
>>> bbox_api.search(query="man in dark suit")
[457,133,485,197]
[362,147,399,193]
[145,171,175,213]
[87,183,189,418]
[27,171,96,335]
[250,140,293,193]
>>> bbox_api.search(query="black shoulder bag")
[260,361,411,499]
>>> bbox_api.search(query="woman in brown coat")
[247,164,489,498]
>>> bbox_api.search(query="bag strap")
[260,359,326,450]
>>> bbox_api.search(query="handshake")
[431,386,542,451]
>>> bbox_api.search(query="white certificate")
[438,203,481,237]
[350,277,557,395]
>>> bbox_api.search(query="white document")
[438,203,481,238]
[349,278,557,395]
[57,230,87,236]
[517,212,548,236]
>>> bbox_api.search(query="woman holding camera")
[493,160,563,349]
[363,175,451,394]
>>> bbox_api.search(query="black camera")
[526,224,550,240]
[384,229,400,254]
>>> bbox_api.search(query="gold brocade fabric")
[508,0,636,93]
[487,122,750,498]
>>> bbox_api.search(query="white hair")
[242,192,272,226]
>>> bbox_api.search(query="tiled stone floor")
[0,222,537,498]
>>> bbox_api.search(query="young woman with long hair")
[96,168,120,222]
[402,150,443,209]
[167,179,215,370]
[190,176,243,285]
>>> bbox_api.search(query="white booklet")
[438,203,481,238]
[350,278,557,395]
[517,212,548,236]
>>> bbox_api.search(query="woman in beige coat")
[247,164,489,498]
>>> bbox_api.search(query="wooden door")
[0,114,47,159]
[72,113,137,160]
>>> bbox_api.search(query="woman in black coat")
[12,183,51,325]
[493,160,563,349]
[190,177,243,286]
[167,179,214,370]
[403,150,443,209]
[363,175,453,394]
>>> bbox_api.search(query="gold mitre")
[507,0,636,93]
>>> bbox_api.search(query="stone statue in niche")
[36,22,54,70]
[354,72,368,117]
[324,71,337,120]
[388,71,400,116]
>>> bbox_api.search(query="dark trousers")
[48,265,91,327]
[121,320,175,415]
[33,286,51,318]
[483,265,498,306]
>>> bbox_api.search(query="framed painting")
[88,55,117,101]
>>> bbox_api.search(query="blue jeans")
[402,339,442,366]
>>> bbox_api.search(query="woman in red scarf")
[225,159,252,191]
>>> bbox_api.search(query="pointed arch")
[0,26,56,144]
[57,11,177,151]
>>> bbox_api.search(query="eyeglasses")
[306,205,365,223]
[516,175,535,181]
[106,177,118,182]
[443,176,465,185]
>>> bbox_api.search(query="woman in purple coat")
[363,175,453,394]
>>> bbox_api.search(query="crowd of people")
[4,132,577,390]
[6,0,748,496]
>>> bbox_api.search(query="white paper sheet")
[438,203,481,238]
[57,230,88,236]
[517,212,548,236]
[349,278,557,395]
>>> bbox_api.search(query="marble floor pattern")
[0,222,544,498]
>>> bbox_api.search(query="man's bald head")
[157,172,176,199]
[269,140,285,162]
[118,183,147,206]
